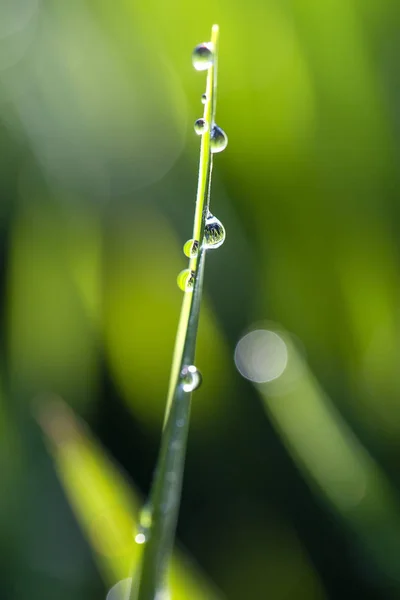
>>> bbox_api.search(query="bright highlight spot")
[135,533,146,544]
[234,329,288,383]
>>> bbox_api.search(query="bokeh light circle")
[234,329,288,383]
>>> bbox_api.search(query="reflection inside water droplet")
[204,212,225,249]
[183,239,199,258]
[194,118,208,135]
[180,365,202,392]
[177,269,195,292]
[201,93,207,104]
[192,43,214,71]
[210,124,228,153]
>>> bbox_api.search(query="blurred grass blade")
[251,329,400,586]
[36,397,222,599]
[132,25,222,600]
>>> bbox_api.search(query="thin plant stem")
[131,24,221,600]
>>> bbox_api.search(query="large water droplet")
[201,93,207,104]
[183,239,199,258]
[204,213,226,249]
[180,365,202,392]
[192,43,214,71]
[194,118,208,135]
[177,269,195,292]
[210,125,228,153]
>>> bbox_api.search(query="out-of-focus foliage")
[36,398,221,599]
[2,0,400,598]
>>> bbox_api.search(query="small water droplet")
[139,505,152,530]
[201,93,207,104]
[192,43,214,71]
[183,239,199,258]
[180,365,202,392]
[194,118,208,135]
[204,212,226,249]
[210,124,228,153]
[177,269,195,292]
[134,505,152,545]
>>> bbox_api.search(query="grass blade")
[36,397,223,599]
[245,328,400,587]
[132,24,223,600]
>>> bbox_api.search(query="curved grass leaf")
[252,329,400,588]
[36,397,222,600]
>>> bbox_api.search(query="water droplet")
[134,504,152,545]
[192,43,214,71]
[183,239,199,258]
[201,93,207,104]
[180,365,202,392]
[204,212,225,249]
[210,125,228,153]
[194,118,208,135]
[139,505,152,530]
[177,269,195,292]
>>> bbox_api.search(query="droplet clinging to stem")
[210,124,228,153]
[194,118,208,135]
[180,365,202,392]
[183,239,199,258]
[176,269,195,292]
[192,43,214,71]
[204,212,225,249]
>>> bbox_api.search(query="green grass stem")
[131,24,221,600]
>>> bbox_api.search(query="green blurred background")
[2,0,400,598]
